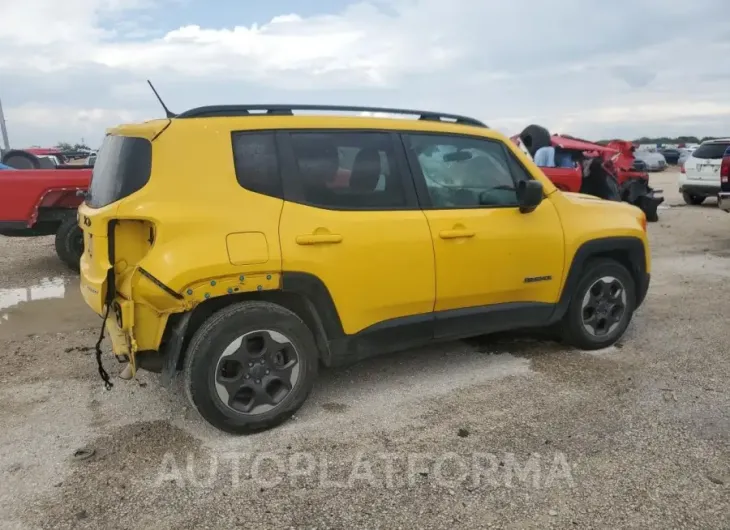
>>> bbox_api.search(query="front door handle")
[295,234,343,245]
[439,229,475,240]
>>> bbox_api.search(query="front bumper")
[718,192,730,213]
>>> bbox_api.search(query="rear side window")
[288,132,406,210]
[232,132,282,198]
[692,142,730,160]
[87,135,151,208]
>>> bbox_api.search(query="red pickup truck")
[0,150,91,270]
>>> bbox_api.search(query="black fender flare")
[549,236,649,324]
[160,272,345,383]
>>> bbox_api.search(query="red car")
[513,125,664,221]
[0,149,91,270]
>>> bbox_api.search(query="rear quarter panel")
[113,119,284,296]
[0,169,90,224]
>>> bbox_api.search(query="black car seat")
[349,148,382,192]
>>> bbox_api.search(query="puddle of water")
[0,277,67,313]
[0,277,97,338]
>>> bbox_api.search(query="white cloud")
[4,104,140,146]
[0,0,728,147]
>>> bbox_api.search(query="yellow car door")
[401,132,565,339]
[278,130,436,355]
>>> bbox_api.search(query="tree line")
[596,136,723,145]
[54,142,92,151]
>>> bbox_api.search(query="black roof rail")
[175,104,487,127]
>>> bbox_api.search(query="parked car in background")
[678,147,696,167]
[659,147,681,165]
[0,149,91,270]
[633,150,667,171]
[716,146,730,212]
[679,138,730,205]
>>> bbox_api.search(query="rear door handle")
[295,234,343,245]
[439,229,475,239]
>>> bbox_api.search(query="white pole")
[0,97,9,152]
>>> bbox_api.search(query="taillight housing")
[721,156,729,183]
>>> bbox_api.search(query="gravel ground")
[0,168,728,529]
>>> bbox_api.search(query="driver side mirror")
[517,180,543,213]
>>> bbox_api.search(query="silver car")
[634,150,668,171]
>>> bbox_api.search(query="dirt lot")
[0,168,728,529]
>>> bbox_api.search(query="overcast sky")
[1,0,728,148]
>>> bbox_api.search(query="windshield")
[86,135,152,208]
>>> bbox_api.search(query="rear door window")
[287,131,407,210]
[86,135,152,208]
[692,142,730,160]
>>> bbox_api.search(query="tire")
[683,192,705,205]
[54,217,83,272]
[184,301,319,434]
[560,258,636,350]
[1,149,41,169]
[519,124,552,158]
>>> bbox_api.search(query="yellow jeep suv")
[78,104,650,434]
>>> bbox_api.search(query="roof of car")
[174,104,488,128]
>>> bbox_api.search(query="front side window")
[288,132,405,210]
[405,134,528,208]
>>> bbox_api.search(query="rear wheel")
[560,259,636,350]
[184,301,318,434]
[683,192,705,205]
[54,217,83,272]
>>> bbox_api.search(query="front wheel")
[54,217,83,272]
[184,301,319,434]
[560,259,636,350]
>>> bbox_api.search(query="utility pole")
[0,97,9,152]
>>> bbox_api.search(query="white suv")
[679,139,730,205]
